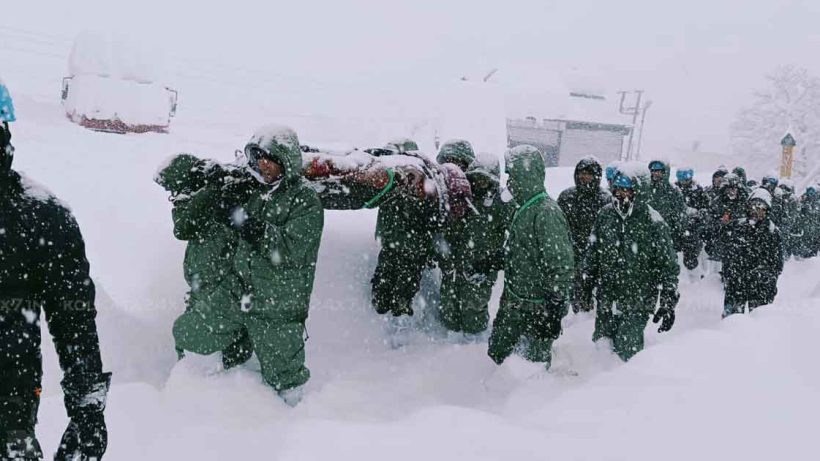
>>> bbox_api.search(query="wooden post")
[780,133,796,178]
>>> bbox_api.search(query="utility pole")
[617,90,644,161]
[635,100,653,160]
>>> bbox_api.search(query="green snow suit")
[582,181,680,361]
[557,157,611,312]
[173,128,324,391]
[488,145,574,366]
[439,157,509,334]
[644,160,687,251]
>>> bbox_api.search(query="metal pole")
[625,91,643,160]
[635,101,652,160]
[617,91,630,161]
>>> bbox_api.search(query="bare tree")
[731,65,820,181]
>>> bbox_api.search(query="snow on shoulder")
[248,124,300,152]
[647,205,665,223]
[18,172,68,209]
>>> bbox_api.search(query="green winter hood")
[437,139,476,169]
[574,156,603,190]
[244,125,303,185]
[505,144,546,204]
[465,153,500,198]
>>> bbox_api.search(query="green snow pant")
[593,304,650,361]
[438,269,494,334]
[173,293,309,391]
[488,295,560,366]
[371,246,430,316]
[722,273,777,318]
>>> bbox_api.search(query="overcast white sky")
[5,0,820,155]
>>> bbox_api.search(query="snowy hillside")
[2,22,820,461]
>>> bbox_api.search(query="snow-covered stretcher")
[301,146,473,223]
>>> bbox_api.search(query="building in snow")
[506,89,634,168]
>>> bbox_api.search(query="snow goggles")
[244,144,280,170]
[676,169,694,182]
[648,161,665,171]
[612,173,635,190]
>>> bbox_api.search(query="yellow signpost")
[780,133,796,178]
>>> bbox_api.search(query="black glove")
[652,306,675,333]
[56,372,112,461]
[238,215,266,244]
[55,412,108,461]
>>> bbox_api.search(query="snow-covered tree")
[731,65,820,182]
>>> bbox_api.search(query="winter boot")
[222,329,253,370]
[278,385,304,407]
[683,251,699,270]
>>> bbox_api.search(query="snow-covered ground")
[3,25,820,461]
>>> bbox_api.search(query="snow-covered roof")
[503,73,632,127]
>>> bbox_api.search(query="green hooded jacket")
[503,145,575,303]
[436,139,476,170]
[156,154,244,300]
[438,155,509,333]
[557,156,612,259]
[374,174,440,255]
[233,126,324,322]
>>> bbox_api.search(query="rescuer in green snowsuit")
[557,157,611,312]
[370,138,459,318]
[156,154,251,364]
[645,160,687,252]
[487,145,574,368]
[582,170,680,361]
[437,144,509,336]
[169,126,324,404]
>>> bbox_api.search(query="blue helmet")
[676,168,694,182]
[762,175,778,188]
[0,80,16,123]
[612,172,635,190]
[648,160,665,172]
[807,186,818,197]
[605,165,616,181]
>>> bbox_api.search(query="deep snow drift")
[2,29,819,461]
